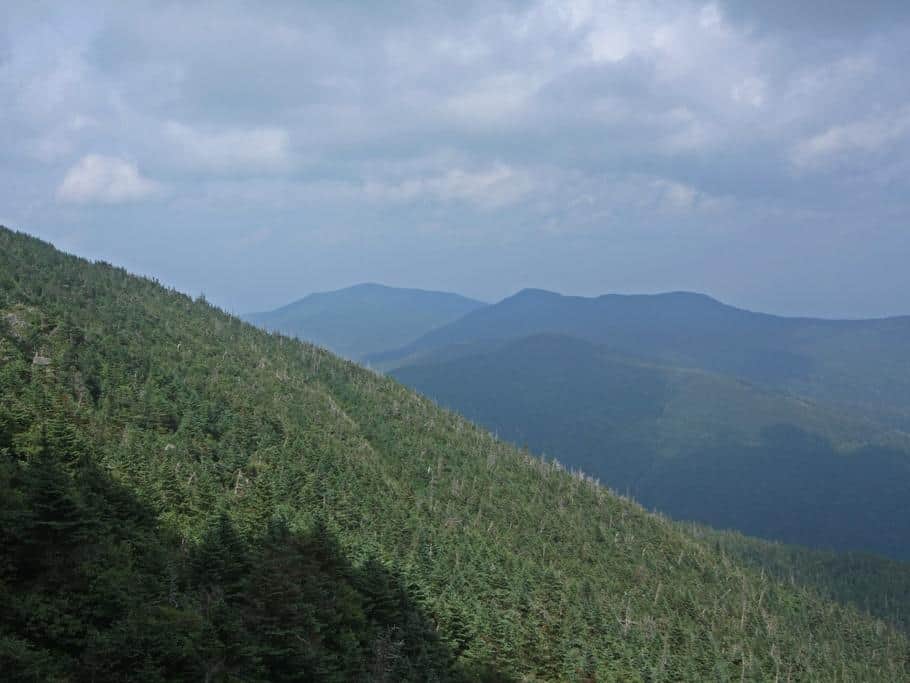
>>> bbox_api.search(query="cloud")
[366,164,536,209]
[231,226,273,249]
[2,1,910,316]
[731,77,766,108]
[791,107,910,169]
[653,178,698,211]
[443,74,541,125]
[56,154,161,204]
[164,121,292,173]
[718,0,910,35]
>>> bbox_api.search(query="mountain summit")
[377,287,910,414]
[245,283,485,360]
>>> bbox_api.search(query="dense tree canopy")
[2,226,909,681]
[392,333,910,558]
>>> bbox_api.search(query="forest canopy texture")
[1,226,909,681]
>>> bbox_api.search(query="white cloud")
[792,108,910,169]
[731,77,766,108]
[444,74,540,125]
[699,4,722,29]
[2,0,909,280]
[658,107,718,152]
[433,165,537,207]
[654,178,698,211]
[164,121,292,173]
[366,164,536,209]
[56,154,161,204]
[587,26,634,63]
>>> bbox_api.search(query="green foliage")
[392,333,910,558]
[1,226,909,681]
[685,523,910,635]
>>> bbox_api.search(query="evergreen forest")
[2,226,909,681]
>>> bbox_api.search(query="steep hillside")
[2,227,909,681]
[374,288,910,421]
[392,334,910,558]
[683,523,910,636]
[245,283,485,360]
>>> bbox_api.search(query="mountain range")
[377,288,910,422]
[250,284,910,559]
[244,283,485,361]
[3,225,909,680]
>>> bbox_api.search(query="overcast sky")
[3,1,909,317]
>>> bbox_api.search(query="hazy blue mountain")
[376,288,910,421]
[245,283,485,360]
[392,333,910,558]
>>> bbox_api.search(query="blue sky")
[2,1,909,317]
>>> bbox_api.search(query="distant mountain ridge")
[245,283,486,360]
[375,287,910,419]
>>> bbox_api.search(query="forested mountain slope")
[682,523,910,636]
[375,288,910,421]
[392,334,910,558]
[245,283,485,360]
[2,226,909,681]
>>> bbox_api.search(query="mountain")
[392,333,910,558]
[2,226,908,680]
[683,522,910,636]
[374,288,910,422]
[244,283,485,360]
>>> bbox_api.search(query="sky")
[2,1,909,318]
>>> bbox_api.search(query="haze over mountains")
[7,226,910,679]
[378,288,910,420]
[245,284,485,361]
[253,283,910,559]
